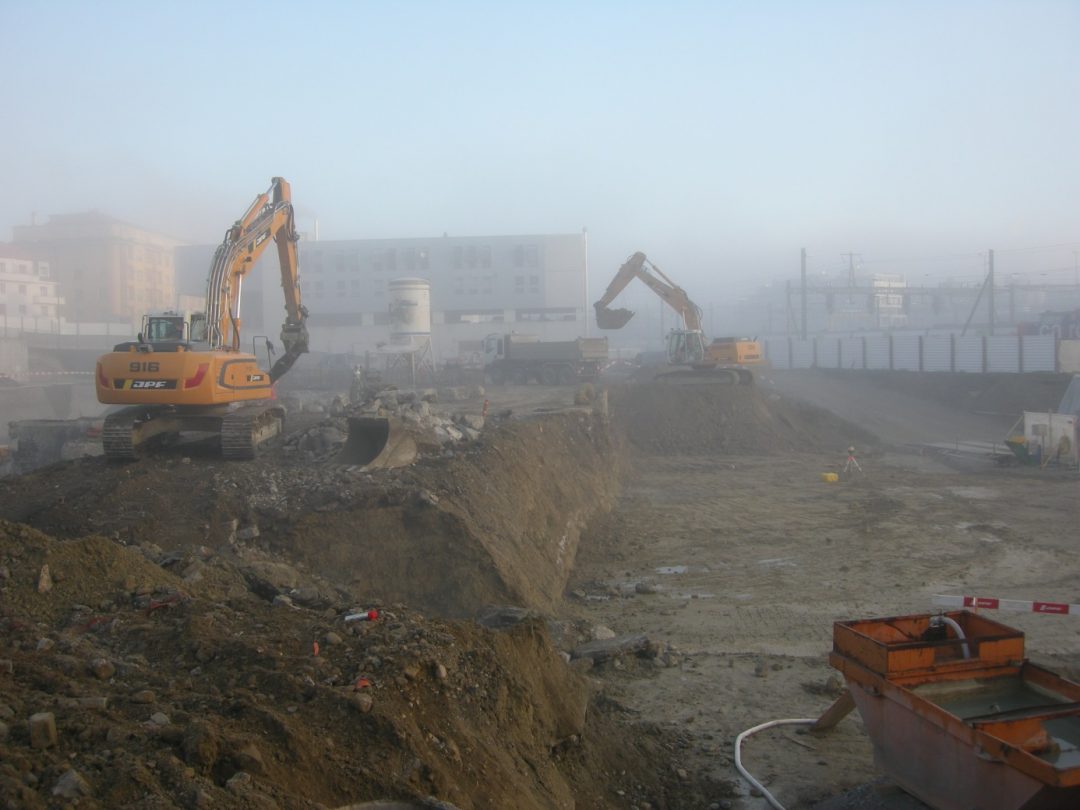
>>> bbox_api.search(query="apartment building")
[0,244,62,321]
[13,213,182,324]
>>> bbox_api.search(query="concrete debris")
[29,711,57,748]
[52,768,92,798]
[570,633,654,663]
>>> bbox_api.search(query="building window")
[418,248,429,270]
[515,275,525,294]
[351,279,361,296]
[40,286,47,296]
[453,246,463,269]
[480,245,492,268]
[337,280,346,293]
[335,252,345,272]
[524,245,538,268]
[530,275,540,293]
[309,252,323,272]
[454,276,464,295]
[19,284,26,294]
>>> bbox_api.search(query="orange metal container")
[831,611,1080,810]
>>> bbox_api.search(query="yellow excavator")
[594,251,761,384]
[95,177,309,459]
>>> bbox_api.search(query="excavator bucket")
[595,305,636,330]
[339,416,418,469]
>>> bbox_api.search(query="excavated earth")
[0,380,948,809]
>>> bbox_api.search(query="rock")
[591,625,616,641]
[36,638,55,652]
[570,634,652,663]
[0,721,8,741]
[52,768,91,799]
[461,414,485,431]
[635,581,659,595]
[29,711,57,749]
[235,526,260,541]
[131,689,156,704]
[0,659,12,675]
[272,594,297,609]
[351,693,374,714]
[150,712,171,726]
[37,564,53,593]
[433,662,448,681]
[226,771,252,792]
[77,697,108,711]
[323,632,343,646]
[89,658,116,680]
[233,742,265,775]
[476,606,537,628]
[183,724,219,768]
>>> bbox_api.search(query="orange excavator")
[594,251,761,384]
[95,177,309,459]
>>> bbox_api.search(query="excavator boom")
[594,251,703,332]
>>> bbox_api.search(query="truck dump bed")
[507,337,608,362]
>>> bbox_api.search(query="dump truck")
[483,333,608,385]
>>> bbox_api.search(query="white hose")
[734,718,817,810]
[933,614,971,658]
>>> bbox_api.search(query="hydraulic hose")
[933,614,971,659]
[734,718,818,810]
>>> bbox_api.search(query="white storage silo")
[387,277,432,347]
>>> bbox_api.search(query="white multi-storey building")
[0,244,62,323]
[178,232,589,361]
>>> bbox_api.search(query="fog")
[2,1,1078,306]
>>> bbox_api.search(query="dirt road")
[568,376,1080,808]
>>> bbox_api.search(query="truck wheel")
[539,366,558,386]
[510,367,529,385]
[557,365,575,385]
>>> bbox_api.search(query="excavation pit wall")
[270,409,620,618]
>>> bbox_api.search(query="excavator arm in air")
[204,176,309,374]
[593,251,704,333]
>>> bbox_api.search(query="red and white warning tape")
[934,594,1080,615]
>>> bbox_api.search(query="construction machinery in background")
[95,177,309,459]
[593,251,761,384]
[483,333,608,385]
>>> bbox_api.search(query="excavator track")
[220,405,284,459]
[102,410,139,461]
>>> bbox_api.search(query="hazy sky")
[2,1,1078,300]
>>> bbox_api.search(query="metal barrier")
[765,334,1059,373]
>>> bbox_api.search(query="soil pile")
[0,411,619,618]
[0,520,728,809]
[608,383,877,456]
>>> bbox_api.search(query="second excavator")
[594,251,761,384]
[95,177,309,459]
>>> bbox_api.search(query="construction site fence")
[764,334,1062,374]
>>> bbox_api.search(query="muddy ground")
[1,371,1078,809]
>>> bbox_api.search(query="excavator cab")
[666,330,707,367]
[143,312,187,343]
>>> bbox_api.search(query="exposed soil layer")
[0,379,956,809]
[0,411,618,618]
[608,383,878,456]
[0,521,728,809]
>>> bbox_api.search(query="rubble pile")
[0,519,729,809]
[282,386,489,462]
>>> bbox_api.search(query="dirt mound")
[608,383,877,455]
[0,520,727,808]
[0,411,619,619]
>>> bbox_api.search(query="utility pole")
[800,247,807,339]
[988,249,995,336]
